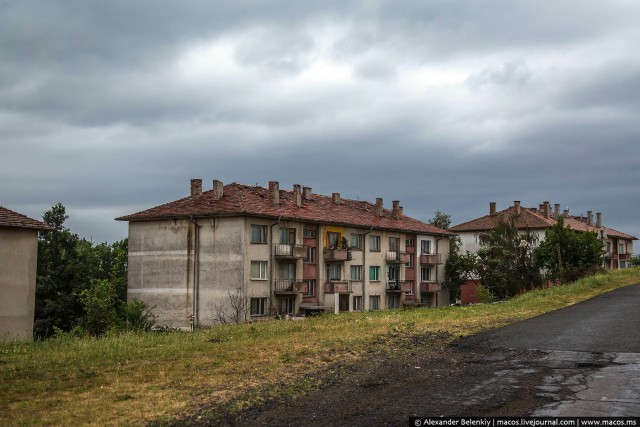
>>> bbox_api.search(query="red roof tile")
[0,206,54,231]
[451,206,637,240]
[117,183,454,236]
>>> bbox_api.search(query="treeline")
[444,216,606,302]
[34,203,152,339]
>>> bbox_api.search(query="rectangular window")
[280,228,296,244]
[388,295,400,309]
[407,253,414,268]
[251,225,267,243]
[421,267,431,282]
[369,266,381,281]
[606,242,611,254]
[406,238,415,247]
[327,232,341,248]
[369,295,380,310]
[327,263,341,281]
[350,233,363,250]
[304,279,316,297]
[369,235,380,252]
[350,265,363,281]
[250,298,266,316]
[250,261,268,280]
[421,240,432,254]
[389,237,400,252]
[619,243,625,254]
[303,246,316,264]
[353,296,363,311]
[280,263,296,280]
[303,228,317,238]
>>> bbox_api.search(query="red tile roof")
[117,183,454,236]
[450,206,556,232]
[451,205,637,240]
[0,206,54,231]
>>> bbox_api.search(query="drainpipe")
[362,226,374,311]
[189,215,201,328]
[269,216,282,315]
[435,234,446,308]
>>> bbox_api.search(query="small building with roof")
[0,206,53,340]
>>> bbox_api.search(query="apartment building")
[117,180,453,329]
[451,201,636,270]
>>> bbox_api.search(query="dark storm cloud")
[1,1,639,242]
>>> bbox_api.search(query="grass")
[1,267,639,426]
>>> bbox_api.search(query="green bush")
[476,285,496,304]
[118,300,156,332]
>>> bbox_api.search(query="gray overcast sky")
[1,1,639,244]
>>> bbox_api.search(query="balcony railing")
[385,251,410,264]
[419,253,442,265]
[323,248,351,262]
[274,243,307,259]
[274,279,307,294]
[420,282,441,293]
[386,280,412,293]
[324,280,353,294]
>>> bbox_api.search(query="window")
[350,233,363,250]
[281,297,295,315]
[388,295,400,309]
[327,232,341,248]
[304,246,316,263]
[421,240,432,254]
[369,235,380,251]
[303,228,317,238]
[250,261,268,280]
[251,225,267,243]
[350,265,363,281]
[406,238,415,247]
[327,263,341,281]
[389,237,400,252]
[606,242,611,254]
[369,295,380,310]
[421,267,431,282]
[280,228,296,244]
[304,279,316,297]
[369,266,381,281]
[407,253,414,268]
[250,298,266,316]
[353,296,363,311]
[280,263,296,280]
[619,243,625,254]
[387,265,400,282]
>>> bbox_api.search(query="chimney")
[375,198,384,217]
[563,209,569,218]
[332,192,341,205]
[489,202,496,216]
[539,204,545,213]
[190,179,202,197]
[293,184,302,207]
[269,181,280,205]
[212,180,224,200]
[514,201,521,216]
[392,200,400,216]
[587,211,593,226]
[399,206,404,216]
[554,204,561,219]
[596,212,602,228]
[303,186,312,200]
[544,201,551,219]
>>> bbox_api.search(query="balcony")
[274,243,306,260]
[618,253,630,261]
[420,282,441,293]
[324,280,353,294]
[419,253,442,265]
[386,251,410,264]
[274,279,307,294]
[323,248,350,262]
[386,280,412,293]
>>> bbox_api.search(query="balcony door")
[280,228,296,245]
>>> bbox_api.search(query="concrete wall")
[128,218,245,329]
[0,227,38,341]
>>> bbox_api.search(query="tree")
[534,217,604,283]
[631,254,640,267]
[476,218,540,299]
[443,237,479,302]
[429,211,452,230]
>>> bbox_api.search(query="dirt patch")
[169,332,555,426]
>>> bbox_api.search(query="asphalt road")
[463,283,640,353]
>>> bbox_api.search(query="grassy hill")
[2,268,639,426]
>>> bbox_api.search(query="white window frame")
[251,225,267,244]
[369,295,380,310]
[369,266,381,281]
[250,298,266,316]
[369,235,380,252]
[350,233,363,250]
[250,261,268,280]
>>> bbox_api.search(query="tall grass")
[1,268,638,426]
